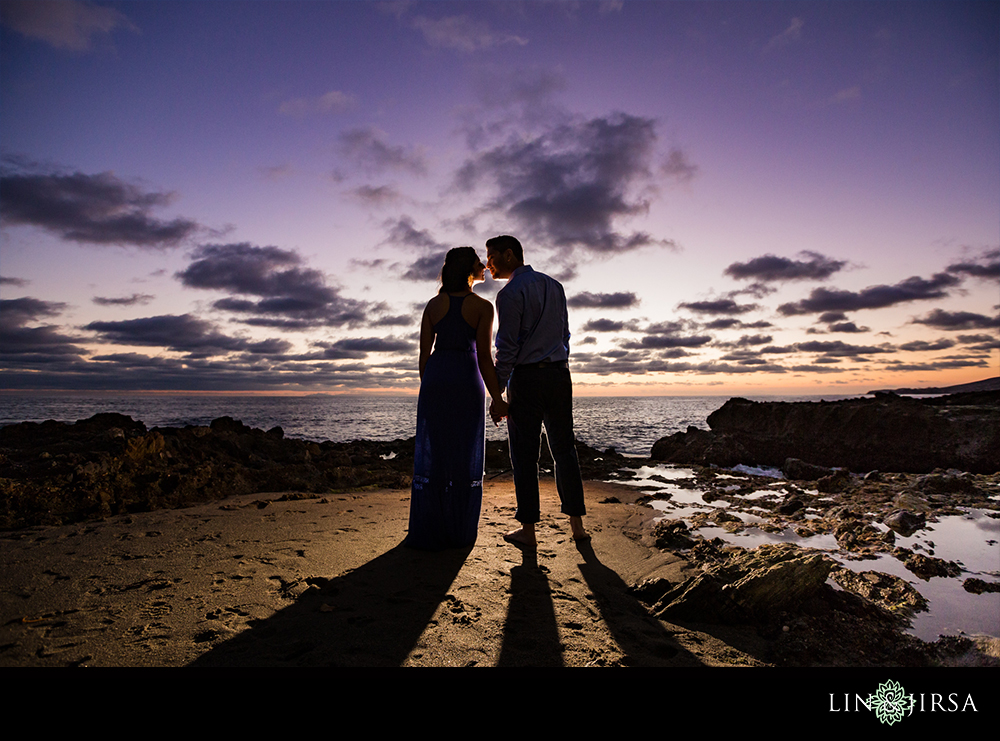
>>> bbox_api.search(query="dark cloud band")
[0,162,200,248]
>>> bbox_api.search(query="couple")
[405,235,589,551]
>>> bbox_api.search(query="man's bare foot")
[503,526,537,549]
[569,516,590,542]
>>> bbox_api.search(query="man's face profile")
[487,247,513,280]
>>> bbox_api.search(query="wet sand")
[0,476,771,667]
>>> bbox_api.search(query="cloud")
[1,296,66,322]
[0,276,29,287]
[382,215,447,252]
[411,13,527,52]
[0,161,201,248]
[0,0,137,51]
[456,113,675,253]
[946,249,1000,280]
[910,308,1000,331]
[258,164,295,181]
[764,17,803,53]
[458,65,570,149]
[92,293,154,307]
[471,65,568,112]
[724,251,846,282]
[899,339,956,352]
[0,352,420,392]
[0,297,418,390]
[956,333,1000,350]
[880,359,991,372]
[826,321,868,333]
[732,334,774,347]
[278,90,357,117]
[678,298,757,315]
[700,317,774,331]
[375,1,412,21]
[567,291,639,309]
[85,314,259,356]
[402,252,448,282]
[778,272,962,315]
[176,243,375,328]
[582,318,626,332]
[661,148,698,183]
[244,338,293,355]
[370,314,414,327]
[825,86,861,105]
[339,128,427,176]
[349,184,404,207]
[622,334,712,349]
[376,216,451,282]
[795,340,892,357]
[0,296,87,361]
[314,337,415,360]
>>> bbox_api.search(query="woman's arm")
[418,303,435,379]
[474,300,506,405]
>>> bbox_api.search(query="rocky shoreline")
[0,412,630,530]
[611,461,999,665]
[2,392,998,666]
[627,390,1000,664]
[650,390,1000,473]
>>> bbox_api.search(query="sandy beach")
[0,476,778,667]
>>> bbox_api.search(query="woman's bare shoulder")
[468,293,494,313]
[423,293,449,324]
[424,293,448,310]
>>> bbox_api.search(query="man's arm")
[493,288,522,391]
[559,281,571,355]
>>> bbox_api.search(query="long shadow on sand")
[496,549,563,666]
[496,541,709,667]
[574,541,704,666]
[189,542,469,667]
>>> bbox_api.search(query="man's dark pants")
[506,363,586,523]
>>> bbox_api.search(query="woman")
[405,247,508,550]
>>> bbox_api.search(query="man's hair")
[485,235,523,264]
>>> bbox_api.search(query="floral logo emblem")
[868,680,915,725]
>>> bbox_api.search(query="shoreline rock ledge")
[650,390,1000,474]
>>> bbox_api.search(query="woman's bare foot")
[503,525,537,549]
[569,516,590,541]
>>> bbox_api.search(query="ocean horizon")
[0,392,866,457]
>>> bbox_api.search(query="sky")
[1,0,998,396]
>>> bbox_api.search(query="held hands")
[489,397,509,426]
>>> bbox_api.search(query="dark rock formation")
[0,413,415,529]
[893,547,963,580]
[0,414,628,529]
[781,457,832,481]
[964,578,1000,595]
[650,391,1000,474]
[830,568,929,618]
[645,543,836,625]
[882,509,926,536]
[486,435,630,481]
[651,519,696,550]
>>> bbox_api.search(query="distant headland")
[867,376,1000,395]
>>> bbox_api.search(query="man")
[485,235,589,548]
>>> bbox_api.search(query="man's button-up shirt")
[494,265,571,390]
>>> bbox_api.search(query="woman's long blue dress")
[405,294,485,550]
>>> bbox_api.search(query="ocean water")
[0,392,860,456]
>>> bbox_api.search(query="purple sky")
[1,0,997,395]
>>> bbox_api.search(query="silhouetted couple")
[405,235,588,551]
